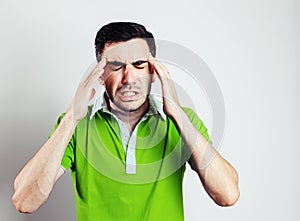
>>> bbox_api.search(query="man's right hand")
[12,58,107,213]
[67,58,106,126]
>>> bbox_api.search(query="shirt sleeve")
[48,113,75,171]
[183,107,212,144]
[182,107,213,170]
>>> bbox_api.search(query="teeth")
[123,91,136,96]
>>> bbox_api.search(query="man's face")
[100,38,155,112]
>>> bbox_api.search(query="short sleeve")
[183,107,212,144]
[182,108,213,170]
[48,113,75,171]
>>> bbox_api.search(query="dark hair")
[94,22,156,61]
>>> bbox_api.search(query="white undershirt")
[90,93,166,174]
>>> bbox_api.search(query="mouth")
[118,90,140,101]
[122,91,137,96]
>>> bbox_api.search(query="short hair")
[94,21,156,61]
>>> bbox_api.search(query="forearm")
[170,107,240,206]
[149,58,239,206]
[12,112,76,213]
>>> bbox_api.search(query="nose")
[122,63,135,84]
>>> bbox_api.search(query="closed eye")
[132,60,148,69]
[107,61,126,71]
[107,60,148,71]
[110,65,124,71]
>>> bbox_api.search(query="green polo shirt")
[51,105,211,221]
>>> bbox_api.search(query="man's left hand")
[148,58,181,118]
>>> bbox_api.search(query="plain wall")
[0,0,299,220]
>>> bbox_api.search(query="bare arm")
[12,113,75,213]
[172,109,239,206]
[149,59,240,206]
[12,59,106,213]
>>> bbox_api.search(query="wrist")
[164,103,183,121]
[63,110,79,130]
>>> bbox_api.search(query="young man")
[12,22,239,220]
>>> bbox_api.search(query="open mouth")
[118,90,140,101]
[122,91,137,97]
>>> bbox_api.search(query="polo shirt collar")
[90,92,166,121]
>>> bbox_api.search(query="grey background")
[0,0,299,220]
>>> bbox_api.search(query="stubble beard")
[105,92,148,113]
[107,82,152,113]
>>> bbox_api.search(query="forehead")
[102,38,150,61]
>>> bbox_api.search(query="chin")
[119,103,143,112]
[118,99,147,112]
[110,94,148,112]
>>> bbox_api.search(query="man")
[12,22,239,220]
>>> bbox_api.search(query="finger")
[89,58,107,80]
[83,58,107,87]
[147,57,160,75]
[147,58,170,79]
[97,57,107,69]
[147,56,156,66]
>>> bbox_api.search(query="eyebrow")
[131,60,148,65]
[107,60,148,66]
[107,60,126,66]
